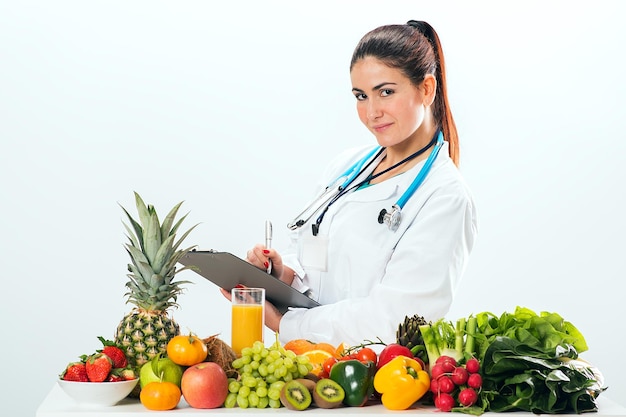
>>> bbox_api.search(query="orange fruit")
[313,342,341,358]
[140,381,182,411]
[284,339,315,355]
[301,349,334,376]
[167,334,208,366]
[335,342,349,358]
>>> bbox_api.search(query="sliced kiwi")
[280,380,312,411]
[313,378,345,409]
[295,378,316,393]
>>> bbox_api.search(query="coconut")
[202,334,238,378]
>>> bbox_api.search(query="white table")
[37,382,626,416]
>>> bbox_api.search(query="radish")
[465,358,480,374]
[437,375,455,393]
[436,355,457,373]
[467,373,482,389]
[458,387,478,407]
[451,366,469,386]
[429,377,439,393]
[434,392,455,412]
[430,363,446,379]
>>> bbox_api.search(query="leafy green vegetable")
[480,336,603,414]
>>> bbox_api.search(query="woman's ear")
[421,74,437,107]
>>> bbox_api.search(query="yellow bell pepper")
[373,355,430,410]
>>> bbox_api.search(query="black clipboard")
[178,250,320,314]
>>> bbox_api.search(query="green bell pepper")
[328,359,376,407]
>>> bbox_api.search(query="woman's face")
[350,57,434,149]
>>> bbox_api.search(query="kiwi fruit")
[313,378,345,409]
[295,378,316,393]
[280,379,312,410]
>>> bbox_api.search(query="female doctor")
[245,20,478,347]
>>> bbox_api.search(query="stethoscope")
[287,131,444,234]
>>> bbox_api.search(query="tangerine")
[284,339,315,355]
[313,342,341,358]
[167,334,208,366]
[140,381,182,411]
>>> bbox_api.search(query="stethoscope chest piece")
[378,205,402,231]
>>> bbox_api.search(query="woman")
[246,20,478,346]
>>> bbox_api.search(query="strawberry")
[111,366,137,381]
[60,361,88,382]
[85,353,113,382]
[97,336,128,369]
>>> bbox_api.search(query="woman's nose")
[367,100,382,120]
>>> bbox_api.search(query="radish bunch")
[429,355,483,411]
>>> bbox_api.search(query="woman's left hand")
[220,287,283,332]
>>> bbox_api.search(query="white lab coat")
[279,141,478,347]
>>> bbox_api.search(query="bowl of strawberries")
[58,337,139,407]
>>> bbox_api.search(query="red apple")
[181,362,228,409]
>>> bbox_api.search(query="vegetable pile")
[417,307,606,414]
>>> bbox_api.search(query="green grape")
[228,380,241,393]
[224,392,237,408]
[241,347,254,357]
[258,363,268,376]
[248,392,260,407]
[232,358,245,369]
[261,348,269,358]
[265,354,275,364]
[257,379,267,388]
[242,375,257,388]
[256,386,268,398]
[283,357,294,367]
[240,354,252,365]
[285,350,296,360]
[236,395,249,409]
[267,363,276,374]
[267,387,281,401]
[283,372,293,382]
[238,385,251,398]
[265,374,278,384]
[258,396,270,409]
[269,398,282,409]
[298,364,311,376]
[274,357,284,367]
[296,355,309,364]
[250,360,260,370]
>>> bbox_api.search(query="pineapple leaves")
[119,192,198,312]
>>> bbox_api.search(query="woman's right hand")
[246,243,293,284]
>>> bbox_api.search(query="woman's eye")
[380,89,394,97]
[354,93,367,101]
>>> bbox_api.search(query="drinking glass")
[231,287,265,356]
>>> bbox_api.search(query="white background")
[1,1,625,415]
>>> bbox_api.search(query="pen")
[265,220,273,274]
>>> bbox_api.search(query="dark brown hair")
[350,20,459,165]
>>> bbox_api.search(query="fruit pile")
[60,337,137,383]
[225,339,314,409]
[429,355,483,411]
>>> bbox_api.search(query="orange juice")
[231,304,264,356]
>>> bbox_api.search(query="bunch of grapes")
[429,355,483,411]
[225,340,313,409]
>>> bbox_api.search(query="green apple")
[139,357,183,388]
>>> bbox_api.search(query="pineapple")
[114,192,198,368]
[396,314,429,364]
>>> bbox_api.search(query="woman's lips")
[372,123,392,133]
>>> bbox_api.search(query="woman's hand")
[219,287,283,332]
[246,243,293,285]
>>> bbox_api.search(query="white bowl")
[58,378,139,407]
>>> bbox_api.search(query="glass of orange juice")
[231,287,265,356]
